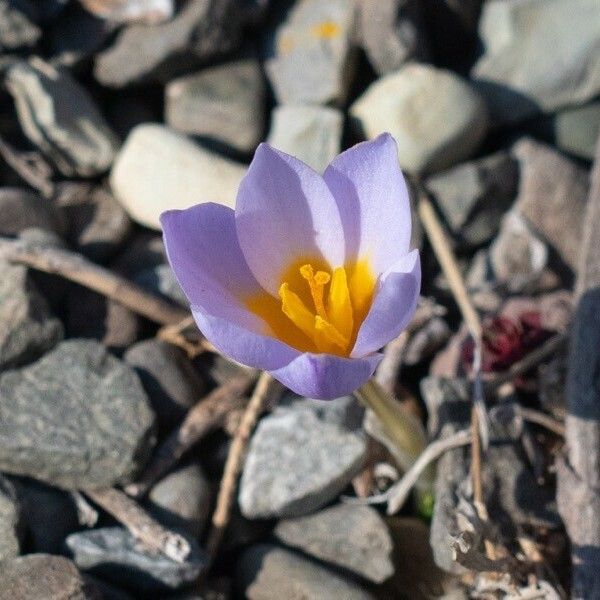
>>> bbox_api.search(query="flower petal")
[351,250,421,357]
[192,306,300,372]
[161,203,263,327]
[323,133,412,273]
[235,143,345,295]
[270,351,383,400]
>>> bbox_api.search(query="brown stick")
[206,372,282,559]
[418,191,491,555]
[125,372,258,498]
[517,406,565,437]
[84,487,191,563]
[0,237,188,325]
[157,315,213,357]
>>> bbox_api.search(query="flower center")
[279,264,353,355]
[245,258,376,357]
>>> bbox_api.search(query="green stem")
[354,378,435,516]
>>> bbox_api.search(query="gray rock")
[576,137,600,296]
[425,151,519,248]
[0,554,102,600]
[0,1,40,51]
[512,138,589,271]
[166,58,265,154]
[95,0,246,87]
[148,462,213,537]
[48,4,117,67]
[403,316,451,366]
[65,286,140,352]
[267,105,343,173]
[32,0,70,20]
[487,211,548,292]
[111,231,166,277]
[0,261,63,371]
[279,393,364,432]
[11,478,79,554]
[472,0,600,124]
[124,339,204,430]
[0,188,65,237]
[559,288,600,598]
[54,183,132,264]
[239,409,366,518]
[110,124,246,229]
[66,526,207,592]
[274,504,394,583]
[0,339,155,489]
[420,377,475,574]
[4,58,119,177]
[357,0,428,74]
[384,518,458,600]
[134,263,188,307]
[265,0,357,105]
[83,577,134,600]
[0,476,20,562]
[422,377,560,574]
[350,63,488,174]
[554,102,600,161]
[237,545,375,600]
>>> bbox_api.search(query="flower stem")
[354,378,434,513]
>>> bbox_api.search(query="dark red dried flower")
[463,311,552,374]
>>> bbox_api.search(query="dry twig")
[418,192,492,557]
[343,428,472,512]
[206,372,282,560]
[126,372,258,497]
[517,407,565,437]
[157,315,213,357]
[0,237,188,325]
[84,487,191,563]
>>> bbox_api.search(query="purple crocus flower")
[160,133,420,399]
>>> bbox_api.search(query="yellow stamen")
[278,283,317,342]
[315,316,348,351]
[300,264,330,321]
[245,258,377,357]
[328,267,353,343]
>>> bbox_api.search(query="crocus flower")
[160,133,420,399]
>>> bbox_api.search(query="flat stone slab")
[67,526,207,592]
[239,408,366,519]
[4,57,119,177]
[266,0,357,105]
[0,261,63,371]
[0,339,155,489]
[0,554,102,600]
[237,545,376,600]
[267,105,343,173]
[275,504,394,583]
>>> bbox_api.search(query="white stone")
[350,63,488,174]
[267,105,343,173]
[110,124,246,230]
[239,409,365,519]
[473,0,600,123]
